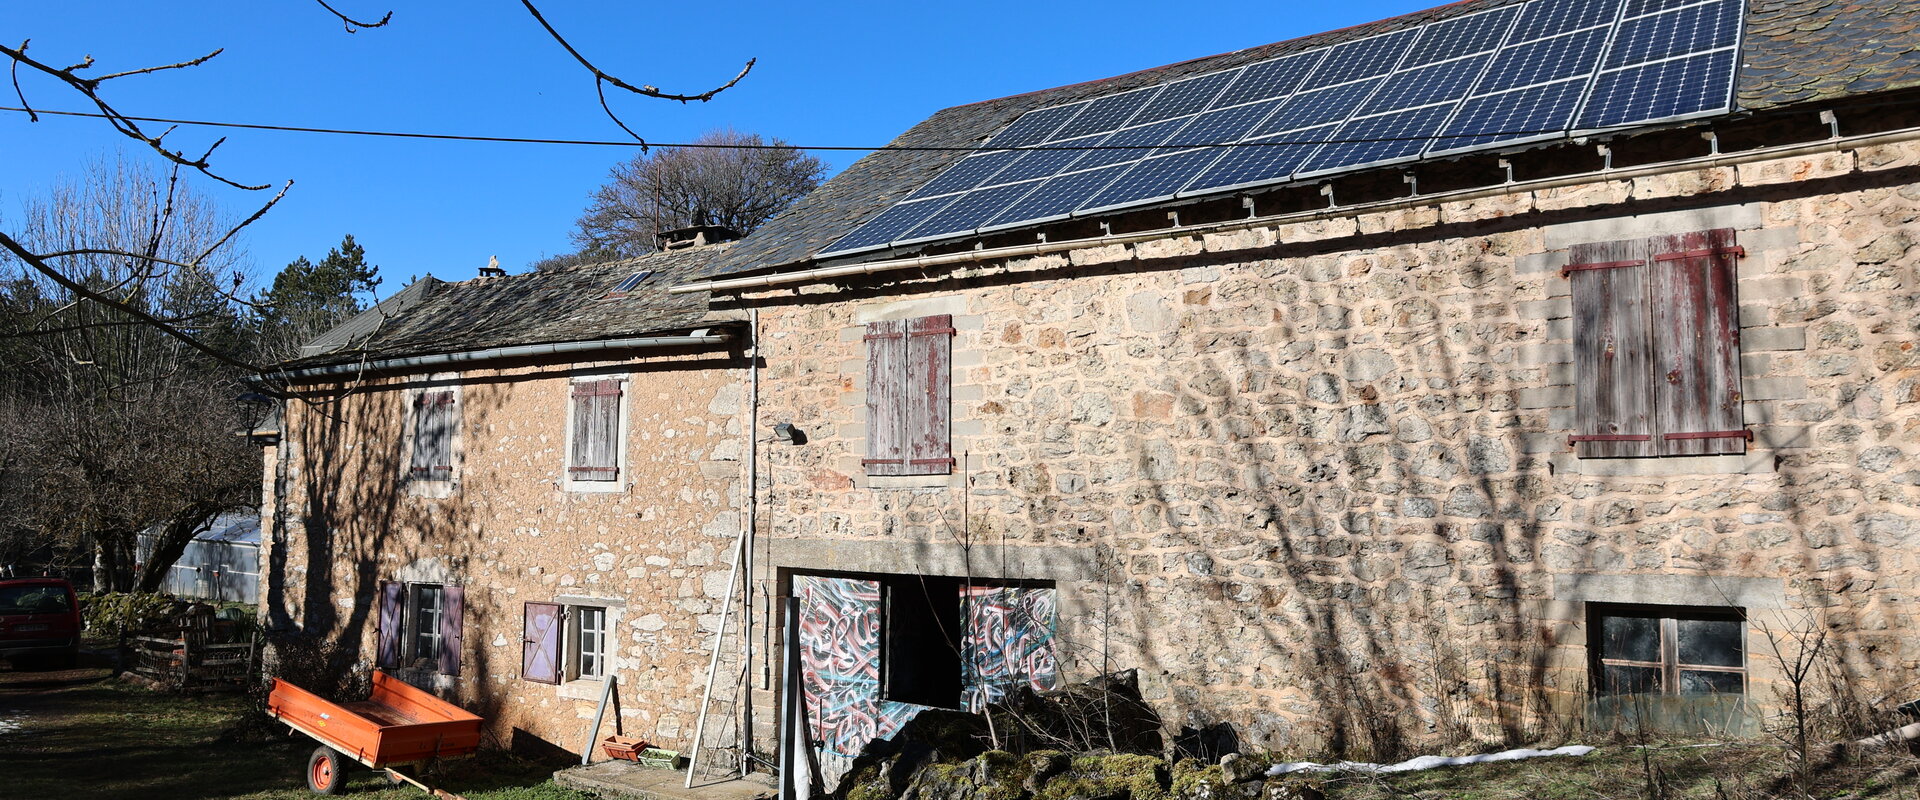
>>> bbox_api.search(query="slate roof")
[281,245,725,369]
[712,0,1920,279]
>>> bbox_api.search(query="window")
[567,379,625,486]
[1591,606,1745,697]
[377,580,463,675]
[412,584,445,664]
[863,314,954,476]
[602,271,653,299]
[522,601,613,684]
[571,605,608,680]
[1567,229,1746,457]
[410,387,457,480]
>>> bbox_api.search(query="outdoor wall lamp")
[772,422,807,445]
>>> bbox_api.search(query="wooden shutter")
[376,580,404,669]
[439,584,464,676]
[1650,229,1746,455]
[523,601,563,684]
[569,380,622,481]
[903,315,955,476]
[411,390,455,478]
[1569,238,1656,457]
[864,320,907,476]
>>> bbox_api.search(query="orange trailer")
[267,670,483,795]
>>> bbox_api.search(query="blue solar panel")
[818,0,1746,258]
[982,165,1132,230]
[1302,103,1458,174]
[826,198,958,253]
[993,134,1106,183]
[1309,28,1419,86]
[1431,78,1587,151]
[985,103,1083,148]
[1073,118,1191,171]
[1604,1,1741,68]
[1133,71,1237,125]
[1403,6,1521,68]
[1209,52,1324,108]
[908,149,1024,200]
[1183,123,1340,193]
[1050,87,1157,140]
[1079,148,1226,213]
[897,182,1042,244]
[1250,79,1382,137]
[1577,49,1735,128]
[1510,0,1623,42]
[1364,54,1494,113]
[1477,28,1609,93]
[1166,99,1284,148]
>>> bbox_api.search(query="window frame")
[410,583,446,666]
[568,604,610,681]
[403,375,462,496]
[1588,603,1747,698]
[1566,229,1746,458]
[562,375,629,493]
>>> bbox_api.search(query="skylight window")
[602,271,653,299]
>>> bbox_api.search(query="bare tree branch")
[518,0,755,118]
[0,232,264,374]
[0,41,267,190]
[312,0,393,32]
[10,40,36,122]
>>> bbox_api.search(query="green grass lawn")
[0,663,594,800]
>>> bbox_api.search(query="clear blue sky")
[3,1,1436,290]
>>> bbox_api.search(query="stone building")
[663,0,1920,773]
[260,0,1920,784]
[257,243,757,757]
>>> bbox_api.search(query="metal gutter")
[265,328,732,383]
[670,124,1920,296]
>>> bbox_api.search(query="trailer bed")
[268,669,483,769]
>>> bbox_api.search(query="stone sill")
[1549,451,1777,476]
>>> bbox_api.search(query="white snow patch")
[1267,745,1595,776]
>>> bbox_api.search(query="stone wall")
[264,351,750,754]
[744,137,1920,755]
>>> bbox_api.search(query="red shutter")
[1649,229,1746,455]
[569,380,622,481]
[376,580,404,668]
[1570,238,1656,458]
[439,585,464,676]
[864,320,907,476]
[903,315,955,476]
[523,601,563,684]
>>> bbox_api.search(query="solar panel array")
[821,0,1744,257]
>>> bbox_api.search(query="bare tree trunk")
[137,502,229,594]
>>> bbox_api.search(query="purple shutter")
[439,585,464,676]
[1570,237,1656,458]
[864,320,907,476]
[903,315,955,476]
[1649,229,1746,456]
[376,580,404,669]
[523,601,563,684]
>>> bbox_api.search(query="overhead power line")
[0,104,1614,152]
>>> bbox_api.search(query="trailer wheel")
[306,746,350,795]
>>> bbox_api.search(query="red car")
[0,578,81,670]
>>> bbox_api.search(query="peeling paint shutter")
[1570,238,1655,458]
[569,380,622,481]
[523,601,563,684]
[411,390,455,478]
[439,584,464,676]
[903,315,955,476]
[1650,229,1746,455]
[864,320,907,476]
[377,580,404,669]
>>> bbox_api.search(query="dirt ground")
[0,655,591,800]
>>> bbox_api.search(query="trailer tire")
[306,746,351,795]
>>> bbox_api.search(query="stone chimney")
[478,255,506,278]
[658,224,741,251]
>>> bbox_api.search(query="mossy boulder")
[1032,752,1171,800]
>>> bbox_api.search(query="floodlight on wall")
[772,422,806,445]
